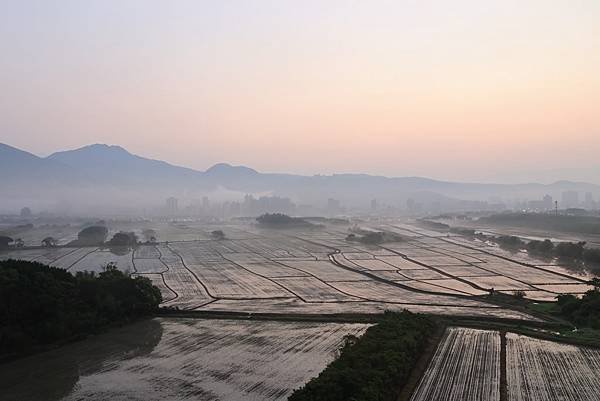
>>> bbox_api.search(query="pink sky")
[1,1,599,182]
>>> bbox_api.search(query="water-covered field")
[2,221,591,321]
[411,327,600,401]
[0,318,370,401]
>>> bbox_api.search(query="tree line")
[0,259,162,358]
[288,311,436,401]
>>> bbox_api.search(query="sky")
[1,0,599,183]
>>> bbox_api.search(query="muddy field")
[410,327,500,401]
[506,333,600,401]
[411,327,600,401]
[1,222,592,320]
[0,318,370,401]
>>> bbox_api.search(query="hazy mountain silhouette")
[47,144,203,186]
[1,142,599,213]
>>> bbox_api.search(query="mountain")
[47,144,203,187]
[2,142,600,214]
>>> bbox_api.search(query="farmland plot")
[201,298,540,320]
[69,248,134,273]
[134,245,161,259]
[0,318,371,401]
[534,283,594,294]
[498,290,558,301]
[159,245,213,309]
[329,280,492,307]
[410,328,500,401]
[348,258,398,271]
[180,260,293,299]
[433,264,498,277]
[506,333,600,401]
[237,261,310,278]
[401,280,473,296]
[374,256,429,270]
[466,276,535,291]
[0,247,75,264]
[398,269,449,280]
[420,279,489,296]
[133,258,167,273]
[411,255,471,266]
[479,260,581,285]
[273,277,363,302]
[51,247,97,269]
[280,260,368,282]
[134,273,177,302]
[369,270,410,281]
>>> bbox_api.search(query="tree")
[108,232,138,247]
[211,230,225,240]
[0,259,162,356]
[41,237,57,247]
[77,225,108,245]
[142,229,157,243]
[527,239,554,255]
[0,236,13,250]
[554,241,586,259]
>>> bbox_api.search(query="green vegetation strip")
[288,311,436,401]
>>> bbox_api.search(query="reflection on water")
[0,319,163,401]
[1,318,367,401]
[107,246,132,256]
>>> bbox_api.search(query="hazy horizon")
[4,140,600,185]
[2,1,599,183]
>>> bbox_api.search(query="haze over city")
[2,0,599,183]
[4,2,600,401]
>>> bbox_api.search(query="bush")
[288,311,436,401]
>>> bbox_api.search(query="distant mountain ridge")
[1,142,599,213]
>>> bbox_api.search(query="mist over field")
[2,2,600,401]
[2,142,600,217]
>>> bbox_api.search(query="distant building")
[528,194,553,211]
[20,207,32,217]
[166,197,178,214]
[371,199,378,211]
[561,191,579,209]
[327,198,341,215]
[202,196,210,210]
[584,192,595,209]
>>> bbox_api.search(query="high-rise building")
[327,198,341,215]
[561,191,579,208]
[371,199,378,211]
[166,197,178,214]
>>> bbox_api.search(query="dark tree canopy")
[557,283,600,329]
[108,231,138,247]
[0,259,161,357]
[211,230,225,240]
[41,236,57,247]
[289,311,435,401]
[77,225,108,245]
[256,213,312,228]
[0,236,13,249]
